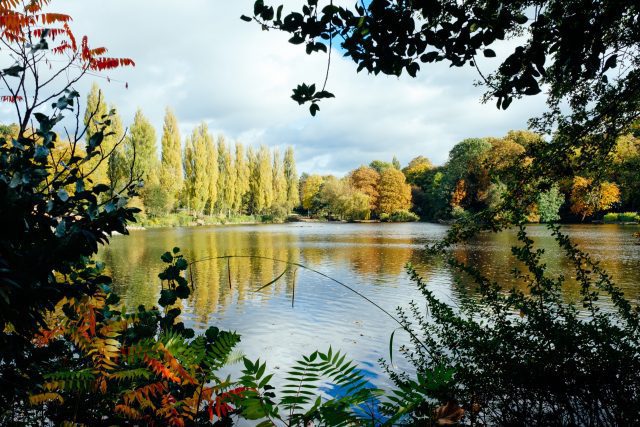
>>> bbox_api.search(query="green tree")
[183,124,210,215]
[233,141,250,214]
[125,109,158,185]
[377,168,412,215]
[300,174,324,215]
[84,84,126,191]
[402,156,433,185]
[444,138,492,211]
[392,155,401,170]
[246,146,275,215]
[216,136,234,216]
[159,108,183,211]
[106,106,129,194]
[283,146,299,211]
[369,159,393,174]
[205,132,218,216]
[272,148,287,211]
[538,185,565,223]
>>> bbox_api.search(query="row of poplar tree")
[84,83,299,218]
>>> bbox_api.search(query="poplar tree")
[83,83,111,187]
[233,142,249,214]
[272,148,287,209]
[205,130,218,216]
[257,145,273,213]
[283,146,299,211]
[106,106,128,194]
[216,136,235,216]
[160,108,183,211]
[125,109,158,185]
[183,124,210,215]
[247,146,259,214]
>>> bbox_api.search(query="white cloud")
[0,0,547,175]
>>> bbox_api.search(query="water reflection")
[98,223,640,389]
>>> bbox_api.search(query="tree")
[402,156,433,185]
[183,124,210,215]
[100,105,130,196]
[233,142,250,214]
[349,166,380,213]
[159,108,183,211]
[369,159,393,174]
[83,83,110,186]
[570,177,621,221]
[283,146,299,211]
[0,0,136,410]
[272,147,287,210]
[377,168,412,215]
[125,109,158,185]
[538,185,565,223]
[205,131,218,216]
[392,155,401,170]
[444,138,492,210]
[300,174,324,215]
[216,136,234,216]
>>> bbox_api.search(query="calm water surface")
[99,223,640,389]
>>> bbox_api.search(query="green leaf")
[483,48,496,58]
[310,103,320,116]
[57,189,69,202]
[160,251,173,263]
[240,14,253,22]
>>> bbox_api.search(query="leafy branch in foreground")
[383,222,640,425]
[235,347,382,426]
[23,249,243,426]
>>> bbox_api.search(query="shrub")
[603,212,640,223]
[383,224,640,425]
[388,210,420,222]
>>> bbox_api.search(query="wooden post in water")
[227,257,232,290]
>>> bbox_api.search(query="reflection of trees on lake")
[449,226,640,304]
[99,224,640,320]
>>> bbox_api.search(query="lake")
[99,222,640,390]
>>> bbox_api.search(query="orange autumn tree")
[570,176,621,221]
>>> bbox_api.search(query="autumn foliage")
[570,177,621,221]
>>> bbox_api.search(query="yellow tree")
[159,108,183,211]
[216,136,234,216]
[377,168,412,215]
[233,141,249,214]
[300,174,324,215]
[283,146,299,211]
[272,148,287,210]
[402,156,432,185]
[205,131,218,216]
[348,166,380,212]
[570,176,621,221]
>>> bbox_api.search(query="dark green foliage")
[236,347,381,425]
[384,224,640,424]
[0,90,138,337]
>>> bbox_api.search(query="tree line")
[298,157,414,221]
[83,83,299,220]
[404,129,640,223]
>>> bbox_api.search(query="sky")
[1,0,547,175]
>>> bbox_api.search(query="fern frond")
[29,392,64,406]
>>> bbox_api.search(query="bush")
[383,224,640,425]
[386,209,420,222]
[603,212,640,223]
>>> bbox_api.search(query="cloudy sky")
[3,1,547,175]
